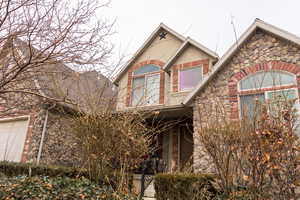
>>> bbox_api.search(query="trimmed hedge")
[0,161,136,192]
[154,173,217,200]
[0,161,88,178]
[0,175,138,200]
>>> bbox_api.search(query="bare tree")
[0,0,115,115]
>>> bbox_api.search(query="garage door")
[0,118,29,162]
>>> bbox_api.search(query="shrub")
[0,161,88,178]
[71,111,155,192]
[0,175,138,200]
[154,173,217,200]
[196,99,300,199]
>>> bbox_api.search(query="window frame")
[130,66,161,107]
[178,66,203,92]
[238,70,299,120]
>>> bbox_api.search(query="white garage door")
[0,118,29,162]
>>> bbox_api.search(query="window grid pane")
[131,77,145,106]
[240,93,265,120]
[266,89,298,118]
[145,74,160,105]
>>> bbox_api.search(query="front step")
[144,178,155,197]
[133,174,156,199]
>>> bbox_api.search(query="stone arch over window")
[228,61,300,120]
[126,60,165,106]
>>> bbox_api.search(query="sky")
[100,0,300,66]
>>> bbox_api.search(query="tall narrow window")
[179,67,202,91]
[132,77,144,106]
[240,93,265,120]
[145,74,160,105]
[131,65,160,106]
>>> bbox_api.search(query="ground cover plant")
[0,175,138,200]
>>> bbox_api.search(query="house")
[114,19,300,173]
[113,23,218,171]
[0,39,116,166]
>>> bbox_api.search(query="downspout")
[36,109,49,164]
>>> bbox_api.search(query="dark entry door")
[180,127,193,169]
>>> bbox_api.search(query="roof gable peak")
[163,37,218,71]
[183,19,300,105]
[113,23,186,84]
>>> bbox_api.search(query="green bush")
[154,173,217,200]
[0,161,88,178]
[0,175,138,200]
[0,162,135,192]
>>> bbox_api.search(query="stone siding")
[37,111,83,166]
[193,29,300,172]
[26,109,83,167]
[0,76,83,166]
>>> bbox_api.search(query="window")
[133,64,160,75]
[240,71,295,90]
[266,89,299,118]
[239,71,299,120]
[179,67,202,91]
[240,93,265,120]
[131,65,160,106]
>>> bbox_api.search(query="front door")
[179,126,193,170]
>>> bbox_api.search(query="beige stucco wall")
[133,33,183,65]
[116,31,183,110]
[116,71,128,111]
[173,45,211,65]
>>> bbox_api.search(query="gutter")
[36,109,49,164]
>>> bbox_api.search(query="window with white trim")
[179,67,202,91]
[239,71,299,121]
[131,65,160,106]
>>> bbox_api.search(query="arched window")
[131,65,160,106]
[239,70,299,119]
[133,64,160,75]
[239,71,295,90]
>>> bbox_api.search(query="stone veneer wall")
[27,109,83,167]
[193,29,300,172]
[0,91,83,166]
[0,62,83,166]
[37,111,83,166]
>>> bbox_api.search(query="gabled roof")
[183,18,300,105]
[0,37,116,112]
[163,37,218,72]
[113,23,186,85]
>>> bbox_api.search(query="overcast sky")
[101,0,300,64]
